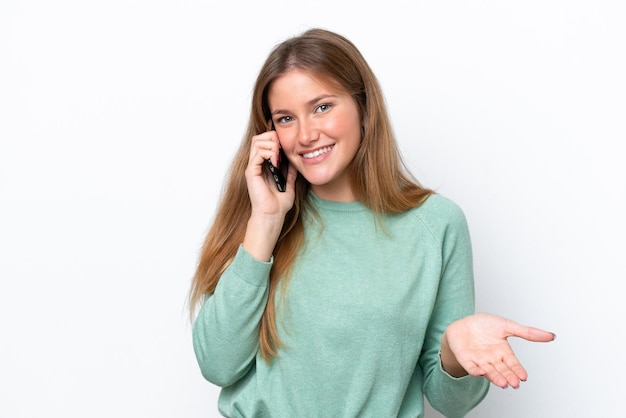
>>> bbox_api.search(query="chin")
[301,173,334,187]
[300,166,346,189]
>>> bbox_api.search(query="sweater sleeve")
[419,199,489,418]
[192,245,271,387]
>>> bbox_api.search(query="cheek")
[277,131,297,154]
[325,114,360,138]
[330,114,362,150]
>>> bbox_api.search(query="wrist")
[440,331,469,378]
[242,215,284,262]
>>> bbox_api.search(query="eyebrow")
[271,94,338,115]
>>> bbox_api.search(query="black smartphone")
[265,122,287,192]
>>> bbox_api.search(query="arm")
[192,245,271,387]
[192,128,297,387]
[419,200,490,418]
[420,198,556,417]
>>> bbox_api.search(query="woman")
[189,28,555,418]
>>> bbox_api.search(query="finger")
[463,362,486,379]
[494,355,527,389]
[503,353,528,383]
[478,362,509,389]
[495,366,520,389]
[251,139,279,167]
[264,140,281,168]
[249,148,275,173]
[247,152,278,187]
[505,320,556,343]
[267,151,279,170]
[526,326,557,342]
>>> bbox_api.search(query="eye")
[315,104,332,113]
[277,115,294,124]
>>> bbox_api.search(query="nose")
[297,118,320,145]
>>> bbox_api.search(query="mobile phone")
[265,122,287,192]
[266,149,287,192]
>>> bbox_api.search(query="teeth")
[303,146,333,159]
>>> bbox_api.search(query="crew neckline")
[308,191,369,213]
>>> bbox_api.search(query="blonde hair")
[188,28,434,362]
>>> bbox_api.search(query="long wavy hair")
[188,28,434,362]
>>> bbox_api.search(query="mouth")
[301,145,334,160]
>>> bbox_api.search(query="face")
[267,69,362,202]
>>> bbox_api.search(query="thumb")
[506,319,556,343]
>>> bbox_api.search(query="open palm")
[445,312,555,388]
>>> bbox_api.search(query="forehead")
[269,68,345,96]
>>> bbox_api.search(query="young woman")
[189,28,555,418]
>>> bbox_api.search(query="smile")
[302,145,334,159]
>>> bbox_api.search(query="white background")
[1,1,624,417]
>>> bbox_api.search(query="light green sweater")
[193,193,489,418]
